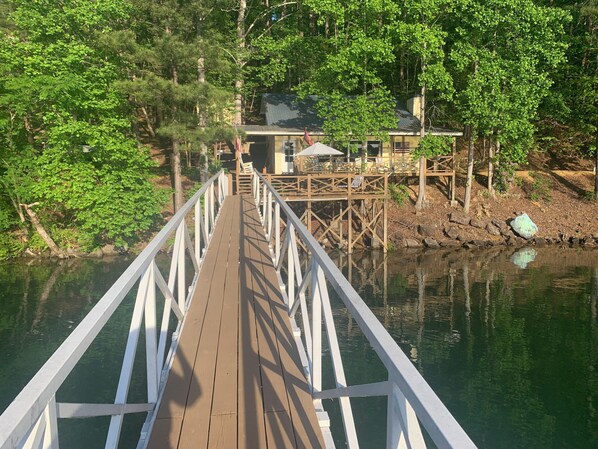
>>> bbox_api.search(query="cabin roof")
[240,93,462,137]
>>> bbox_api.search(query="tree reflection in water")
[327,247,598,449]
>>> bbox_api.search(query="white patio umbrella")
[295,142,344,157]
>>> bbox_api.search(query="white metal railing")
[253,171,477,449]
[0,171,229,449]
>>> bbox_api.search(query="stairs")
[236,173,252,195]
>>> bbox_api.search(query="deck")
[147,194,326,449]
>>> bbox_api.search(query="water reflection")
[329,247,598,449]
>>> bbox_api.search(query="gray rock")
[510,213,538,239]
[423,237,440,248]
[440,239,460,247]
[486,223,501,236]
[470,218,485,229]
[450,212,471,226]
[444,226,460,240]
[404,238,423,248]
[491,218,509,232]
[418,224,436,237]
[102,244,118,256]
[532,237,546,247]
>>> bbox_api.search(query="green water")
[2,248,598,448]
[326,247,598,449]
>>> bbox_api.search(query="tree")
[392,0,455,210]
[297,0,400,156]
[112,0,235,210]
[449,0,569,199]
[0,0,165,252]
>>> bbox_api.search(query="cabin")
[238,93,462,177]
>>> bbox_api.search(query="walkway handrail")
[253,171,477,449]
[0,171,229,449]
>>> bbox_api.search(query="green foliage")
[313,88,397,149]
[0,0,166,255]
[388,183,410,206]
[412,135,452,158]
[0,233,24,261]
[527,171,552,202]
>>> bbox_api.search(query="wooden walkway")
[147,195,326,449]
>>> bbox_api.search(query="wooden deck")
[147,194,326,449]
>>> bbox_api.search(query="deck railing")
[253,171,477,449]
[0,171,228,449]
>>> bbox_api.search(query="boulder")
[449,212,471,226]
[470,217,486,229]
[510,213,538,239]
[532,237,546,247]
[418,224,436,237]
[486,223,501,236]
[404,238,423,248]
[423,237,440,248]
[444,226,460,240]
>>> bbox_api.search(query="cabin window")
[283,140,295,162]
[367,140,382,157]
[393,140,411,153]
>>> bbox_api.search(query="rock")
[472,240,487,247]
[440,239,461,247]
[491,218,509,232]
[486,223,501,236]
[510,213,538,239]
[418,224,436,237]
[444,226,460,240]
[423,237,440,248]
[470,218,485,229]
[462,242,478,249]
[570,237,581,245]
[532,237,546,247]
[404,238,423,248]
[84,248,104,258]
[101,244,118,256]
[449,212,471,226]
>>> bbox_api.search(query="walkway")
[147,195,325,449]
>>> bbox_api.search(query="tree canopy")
[0,0,592,257]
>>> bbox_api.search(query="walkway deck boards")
[148,195,325,449]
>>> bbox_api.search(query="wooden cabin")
[238,93,462,177]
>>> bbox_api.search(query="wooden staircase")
[235,173,252,195]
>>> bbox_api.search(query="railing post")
[310,260,322,394]
[262,182,267,220]
[267,190,273,243]
[287,224,295,312]
[274,202,280,265]
[177,224,186,311]
[195,199,201,267]
[386,374,426,449]
[43,396,59,449]
[145,263,158,404]
[210,183,215,230]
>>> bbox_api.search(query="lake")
[2,247,598,448]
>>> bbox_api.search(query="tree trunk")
[198,56,209,182]
[415,75,427,211]
[22,203,67,258]
[234,0,247,126]
[172,139,184,212]
[464,126,475,214]
[488,139,495,197]
[594,128,598,199]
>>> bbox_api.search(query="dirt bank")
[388,170,598,249]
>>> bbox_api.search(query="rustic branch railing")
[0,171,229,449]
[253,171,477,449]
[263,174,386,200]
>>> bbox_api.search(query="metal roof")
[240,93,461,137]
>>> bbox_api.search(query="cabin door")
[283,140,295,173]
